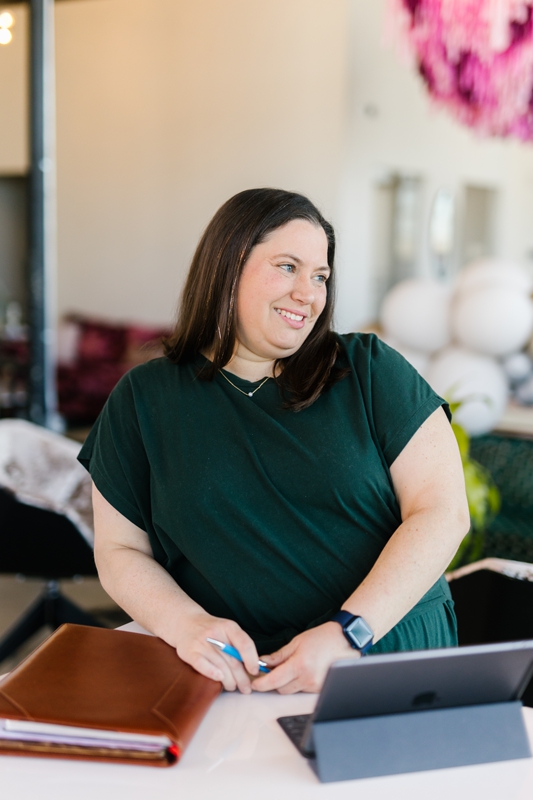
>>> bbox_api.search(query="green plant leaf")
[451,422,470,461]
[487,483,501,515]
[447,396,501,569]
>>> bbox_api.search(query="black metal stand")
[0,580,103,664]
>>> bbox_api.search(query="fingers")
[254,626,348,694]
[260,645,291,668]
[252,644,295,691]
[252,658,299,693]
[255,658,324,694]
[190,649,237,690]
[223,657,253,694]
[225,623,260,677]
[189,650,252,693]
[253,639,307,692]
[260,638,297,668]
[208,643,253,693]
[275,678,303,695]
[190,653,225,684]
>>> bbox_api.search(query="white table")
[1,622,533,800]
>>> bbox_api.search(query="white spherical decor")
[456,259,533,296]
[502,352,533,383]
[452,287,533,357]
[380,279,451,353]
[425,347,509,436]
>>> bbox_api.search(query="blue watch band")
[331,611,374,655]
[331,610,355,628]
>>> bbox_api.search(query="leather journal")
[0,624,222,767]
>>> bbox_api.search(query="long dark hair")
[164,188,348,410]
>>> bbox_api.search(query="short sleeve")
[341,334,451,468]
[77,372,150,531]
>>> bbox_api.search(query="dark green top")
[79,333,457,654]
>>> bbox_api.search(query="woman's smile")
[274,307,307,328]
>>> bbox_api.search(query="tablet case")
[311,700,530,782]
[0,623,222,766]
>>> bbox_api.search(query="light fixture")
[0,10,14,28]
[0,8,14,46]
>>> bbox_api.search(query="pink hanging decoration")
[388,0,533,140]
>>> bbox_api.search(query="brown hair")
[164,188,348,410]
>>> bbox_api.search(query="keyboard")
[277,714,314,757]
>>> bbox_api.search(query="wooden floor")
[0,575,129,674]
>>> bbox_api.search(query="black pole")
[28,0,58,428]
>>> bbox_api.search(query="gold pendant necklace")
[218,369,270,398]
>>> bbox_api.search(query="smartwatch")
[331,611,374,655]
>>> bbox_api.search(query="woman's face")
[235,219,330,364]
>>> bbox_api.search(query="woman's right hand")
[172,610,261,693]
[92,486,260,694]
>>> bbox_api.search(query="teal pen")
[206,637,271,673]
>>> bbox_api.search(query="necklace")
[218,369,270,398]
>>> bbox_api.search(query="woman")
[79,188,469,695]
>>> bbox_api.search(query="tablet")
[278,639,533,757]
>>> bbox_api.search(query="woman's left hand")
[251,621,360,694]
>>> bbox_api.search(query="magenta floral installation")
[388,0,533,140]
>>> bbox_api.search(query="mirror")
[461,185,498,263]
[429,187,456,279]
[372,172,423,316]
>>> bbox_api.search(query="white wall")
[0,4,28,174]
[54,0,349,326]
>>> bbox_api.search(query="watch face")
[346,616,373,649]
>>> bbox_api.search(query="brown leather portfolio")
[0,624,222,767]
